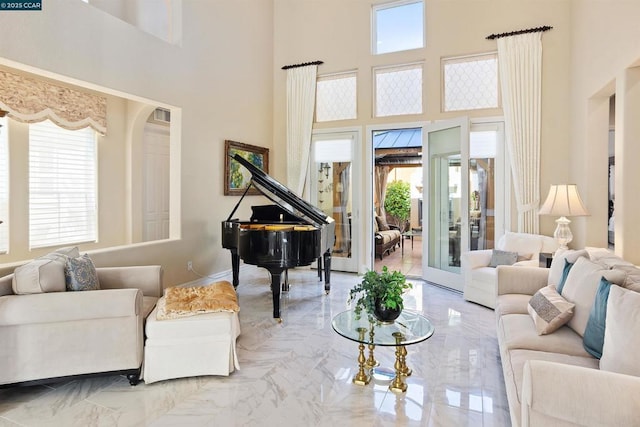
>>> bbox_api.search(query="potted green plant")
[348,266,412,323]
[384,180,411,232]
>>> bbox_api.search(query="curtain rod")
[281,60,323,70]
[486,25,552,40]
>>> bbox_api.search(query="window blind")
[0,117,8,253]
[29,120,97,249]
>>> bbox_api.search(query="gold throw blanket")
[156,281,239,320]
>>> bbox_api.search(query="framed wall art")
[224,140,269,196]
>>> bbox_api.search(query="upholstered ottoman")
[142,282,241,384]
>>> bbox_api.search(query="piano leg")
[317,256,323,282]
[323,251,331,294]
[269,267,285,320]
[282,269,289,292]
[230,249,240,288]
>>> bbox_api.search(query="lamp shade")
[538,184,589,217]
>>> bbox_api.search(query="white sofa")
[0,254,162,386]
[495,248,640,427]
[461,232,558,309]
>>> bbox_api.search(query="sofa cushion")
[502,348,599,406]
[502,232,542,256]
[600,285,640,377]
[496,294,531,316]
[548,248,589,289]
[375,230,400,245]
[528,285,575,335]
[560,257,624,337]
[12,258,66,294]
[489,249,518,267]
[498,313,591,357]
[65,254,100,291]
[614,264,640,293]
[586,246,634,268]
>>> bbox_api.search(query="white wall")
[570,0,640,262]
[0,1,274,287]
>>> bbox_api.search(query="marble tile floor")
[0,267,510,426]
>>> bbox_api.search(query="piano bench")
[142,305,241,384]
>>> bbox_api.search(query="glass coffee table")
[331,310,434,393]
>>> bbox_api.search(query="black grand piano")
[222,154,335,319]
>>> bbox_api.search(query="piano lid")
[232,154,333,226]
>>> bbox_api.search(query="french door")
[422,118,469,290]
[310,129,360,273]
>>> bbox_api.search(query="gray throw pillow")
[489,250,518,268]
[65,254,100,291]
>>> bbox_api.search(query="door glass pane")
[314,139,352,259]
[469,130,497,250]
[428,127,461,272]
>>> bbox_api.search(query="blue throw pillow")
[556,259,574,295]
[583,277,612,358]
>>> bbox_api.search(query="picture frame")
[224,140,269,196]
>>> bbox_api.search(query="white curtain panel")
[497,32,542,234]
[286,65,318,196]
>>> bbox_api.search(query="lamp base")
[554,216,573,250]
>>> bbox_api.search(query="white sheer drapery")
[0,70,107,135]
[286,65,318,196]
[497,32,542,233]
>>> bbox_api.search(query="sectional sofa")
[0,248,162,387]
[495,247,640,426]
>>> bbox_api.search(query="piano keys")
[222,154,335,319]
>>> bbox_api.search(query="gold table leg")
[398,343,412,377]
[353,327,371,386]
[389,332,408,393]
[364,322,379,369]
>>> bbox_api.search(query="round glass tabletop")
[331,310,434,347]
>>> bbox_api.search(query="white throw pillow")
[560,257,625,337]
[502,232,543,256]
[600,285,640,376]
[547,248,589,287]
[12,258,66,294]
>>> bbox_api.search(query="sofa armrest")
[522,360,640,427]
[96,265,163,297]
[0,288,142,325]
[461,249,493,271]
[496,265,548,296]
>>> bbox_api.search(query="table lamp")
[538,184,589,249]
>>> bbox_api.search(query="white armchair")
[461,232,558,309]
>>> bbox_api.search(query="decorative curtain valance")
[0,70,107,135]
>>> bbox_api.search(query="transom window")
[442,53,499,112]
[316,71,357,122]
[374,63,423,117]
[373,0,424,55]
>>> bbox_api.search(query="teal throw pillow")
[64,254,100,291]
[556,259,574,294]
[583,277,612,358]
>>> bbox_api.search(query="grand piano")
[222,154,335,319]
